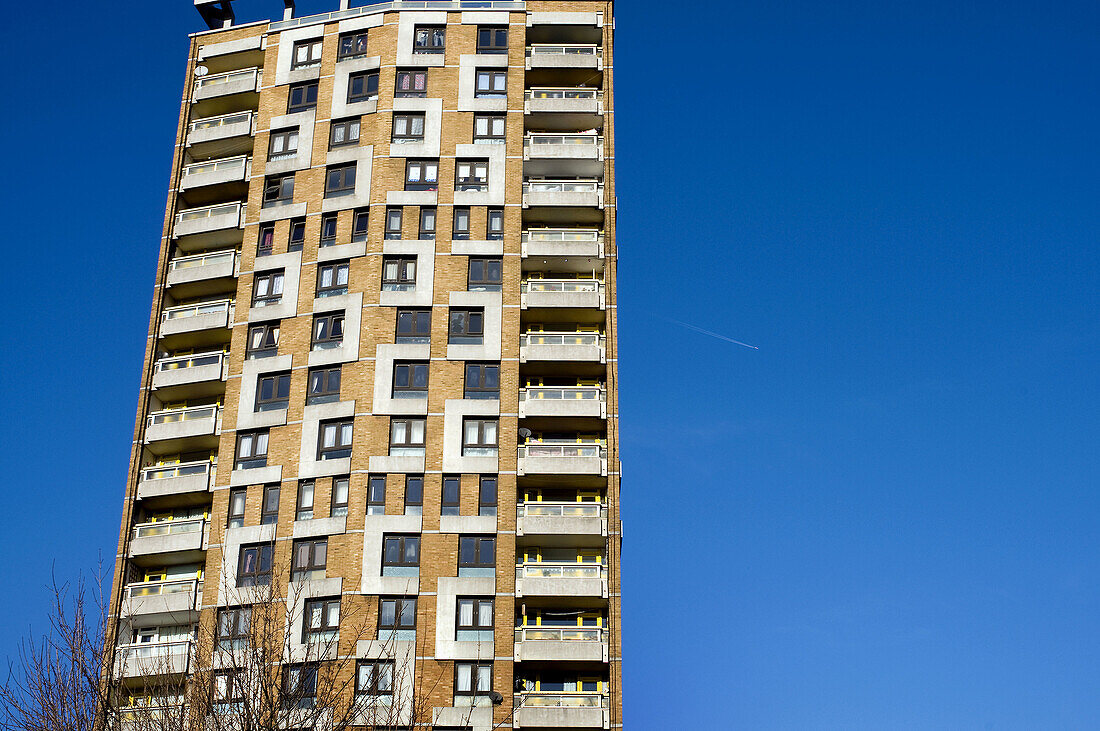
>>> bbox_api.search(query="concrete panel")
[379,240,435,308]
[229,464,281,487]
[525,143,602,161]
[292,516,347,539]
[136,471,212,500]
[298,400,356,478]
[435,576,496,660]
[236,354,293,431]
[193,72,260,102]
[186,115,253,148]
[264,109,317,175]
[526,97,601,116]
[527,11,601,26]
[523,238,603,259]
[517,576,606,599]
[445,291,502,361]
[145,413,218,443]
[361,514,423,596]
[517,639,607,663]
[116,647,191,679]
[317,239,366,262]
[439,515,497,535]
[121,587,200,624]
[388,98,443,159]
[515,705,607,729]
[179,158,249,191]
[386,190,438,207]
[461,11,511,24]
[396,11,449,67]
[306,292,363,367]
[166,256,236,287]
[373,343,431,415]
[129,528,205,559]
[321,145,375,213]
[159,308,230,338]
[258,201,307,223]
[247,251,302,323]
[453,143,505,206]
[273,26,326,86]
[331,55,381,119]
[198,35,262,60]
[520,342,604,364]
[517,455,606,476]
[151,360,225,390]
[451,239,504,256]
[173,206,243,238]
[518,515,604,538]
[367,455,426,473]
[458,53,509,113]
[522,290,604,310]
[523,190,603,208]
[526,53,601,70]
[442,398,500,474]
[434,705,493,731]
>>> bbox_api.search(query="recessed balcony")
[158,300,232,346]
[121,578,202,622]
[526,44,602,70]
[136,460,214,501]
[517,501,607,541]
[518,442,607,476]
[522,279,605,311]
[515,625,608,663]
[523,179,603,209]
[151,352,227,400]
[166,250,237,295]
[514,692,610,729]
[173,202,244,249]
[191,67,262,114]
[525,133,603,160]
[128,519,207,560]
[522,229,604,262]
[519,386,606,419]
[115,639,193,679]
[179,155,250,192]
[520,332,606,365]
[516,561,607,599]
[525,88,603,116]
[144,405,221,448]
[185,111,255,158]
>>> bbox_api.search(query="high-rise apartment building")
[108,1,620,727]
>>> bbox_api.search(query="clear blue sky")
[1,0,1098,727]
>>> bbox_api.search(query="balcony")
[128,519,207,560]
[151,352,227,400]
[526,44,602,70]
[144,405,220,448]
[179,155,250,192]
[517,502,607,543]
[166,250,237,293]
[525,133,603,160]
[519,386,605,419]
[515,692,610,729]
[523,180,603,209]
[515,626,608,663]
[516,562,607,599]
[121,579,202,622]
[525,88,603,116]
[173,202,244,250]
[191,68,261,114]
[518,442,607,476]
[115,639,193,678]
[136,460,214,501]
[158,300,232,345]
[520,332,605,365]
[522,279,605,311]
[186,111,255,157]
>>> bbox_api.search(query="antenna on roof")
[195,0,235,30]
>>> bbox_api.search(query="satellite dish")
[194,65,209,77]
[518,428,532,439]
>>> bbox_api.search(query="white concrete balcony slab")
[151,351,228,391]
[520,332,606,364]
[522,229,604,260]
[173,202,244,240]
[136,460,214,500]
[166,250,237,288]
[115,640,192,678]
[525,44,602,70]
[517,502,607,539]
[191,67,261,103]
[525,88,603,115]
[523,180,603,208]
[179,155,250,192]
[524,133,603,161]
[128,519,207,559]
[121,579,202,623]
[515,693,610,729]
[186,111,254,151]
[521,279,605,310]
[159,300,233,338]
[518,443,607,476]
[514,626,609,663]
[519,387,606,419]
[516,563,607,599]
[145,405,220,443]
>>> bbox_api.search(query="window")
[468,258,502,291]
[459,536,495,570]
[473,114,505,143]
[456,598,494,636]
[292,39,323,68]
[330,116,361,149]
[405,475,423,516]
[389,418,425,455]
[464,363,500,399]
[289,218,306,252]
[262,174,294,207]
[382,535,420,569]
[213,670,244,706]
[338,31,369,59]
[288,82,318,113]
[393,362,429,398]
[255,372,291,411]
[352,208,369,242]
[261,485,280,524]
[463,419,498,455]
[227,488,246,529]
[395,69,427,97]
[247,322,280,359]
[455,160,488,191]
[479,476,497,517]
[367,475,386,516]
[312,313,344,350]
[296,480,315,521]
[393,113,425,143]
[413,25,445,53]
[292,538,327,582]
[307,366,341,405]
[382,257,416,291]
[396,309,431,343]
[317,262,349,297]
[331,476,349,518]
[379,596,416,634]
[235,431,268,469]
[252,271,284,307]
[325,163,356,197]
[477,26,507,54]
[441,475,460,516]
[303,598,340,643]
[257,224,275,257]
[318,419,353,460]
[384,207,403,239]
[356,660,395,698]
[405,160,438,191]
[452,207,470,239]
[419,207,436,239]
[455,662,492,700]
[449,309,484,344]
[269,127,299,159]
[283,665,317,710]
[348,71,379,103]
[486,208,503,240]
[475,70,506,98]
[216,606,251,650]
[320,213,338,246]
[237,543,273,587]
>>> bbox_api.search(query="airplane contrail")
[663,317,760,350]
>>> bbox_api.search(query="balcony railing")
[132,518,206,540]
[153,351,225,374]
[119,705,185,722]
[161,299,232,322]
[527,44,600,56]
[519,501,605,518]
[146,405,219,428]
[124,578,202,599]
[518,691,608,708]
[515,626,606,643]
[141,460,213,482]
[176,202,242,226]
[525,134,602,147]
[523,228,601,244]
[524,180,601,193]
[188,110,252,134]
[519,443,606,459]
[521,279,602,294]
[117,639,192,664]
[167,250,236,273]
[181,155,248,180]
[520,332,605,347]
[525,88,602,101]
[193,68,261,92]
[518,562,605,579]
[520,386,604,402]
